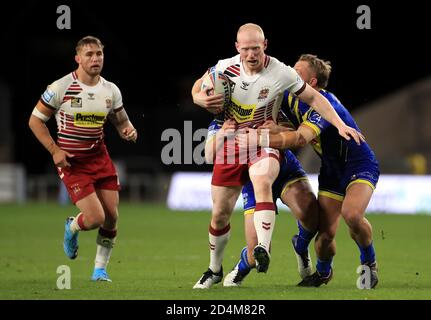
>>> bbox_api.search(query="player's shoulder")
[266,56,291,70]
[266,56,297,80]
[49,72,76,91]
[320,89,342,106]
[216,55,240,71]
[99,76,121,93]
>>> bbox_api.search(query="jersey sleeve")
[40,80,62,110]
[302,109,330,136]
[281,65,305,95]
[111,83,123,110]
[212,56,238,73]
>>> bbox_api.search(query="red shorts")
[212,142,280,187]
[57,146,120,204]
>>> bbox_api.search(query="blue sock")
[357,241,376,265]
[316,258,333,277]
[295,221,316,254]
[238,247,251,272]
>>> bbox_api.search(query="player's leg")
[249,156,280,273]
[223,213,256,287]
[64,191,105,259]
[342,182,378,288]
[298,194,341,287]
[87,189,119,282]
[194,185,241,289]
[281,179,318,279]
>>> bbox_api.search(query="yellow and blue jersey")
[281,90,380,200]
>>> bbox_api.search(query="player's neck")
[75,68,100,86]
[242,57,265,76]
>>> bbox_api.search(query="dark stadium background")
[0,1,429,175]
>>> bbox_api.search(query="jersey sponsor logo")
[71,97,82,108]
[257,87,269,101]
[74,112,106,128]
[42,89,55,103]
[229,99,256,123]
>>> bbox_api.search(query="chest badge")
[105,98,112,109]
[258,87,269,101]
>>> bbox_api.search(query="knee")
[250,173,272,188]
[84,211,105,228]
[211,207,231,227]
[317,227,336,245]
[342,209,363,230]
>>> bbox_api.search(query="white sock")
[254,202,276,250]
[94,245,113,269]
[70,213,83,233]
[95,231,116,269]
[208,224,231,273]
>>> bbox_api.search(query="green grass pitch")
[1,203,430,300]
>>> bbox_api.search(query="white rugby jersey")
[40,71,123,154]
[214,55,305,129]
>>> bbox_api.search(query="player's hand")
[122,126,137,142]
[236,128,259,149]
[193,90,225,115]
[338,125,365,145]
[221,119,237,132]
[53,149,74,168]
[257,120,282,134]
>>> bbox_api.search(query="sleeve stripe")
[301,121,321,136]
[39,98,56,110]
[113,106,124,113]
[294,82,306,96]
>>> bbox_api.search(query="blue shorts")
[318,159,380,201]
[242,150,307,214]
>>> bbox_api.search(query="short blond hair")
[299,54,332,89]
[75,36,104,54]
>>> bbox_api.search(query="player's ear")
[263,39,268,51]
[75,55,80,64]
[309,77,318,87]
[235,42,240,54]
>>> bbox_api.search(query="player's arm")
[28,100,74,167]
[296,84,364,144]
[108,107,137,142]
[263,124,316,149]
[237,120,315,150]
[191,72,225,115]
[256,120,316,149]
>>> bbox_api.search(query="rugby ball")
[201,70,231,109]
